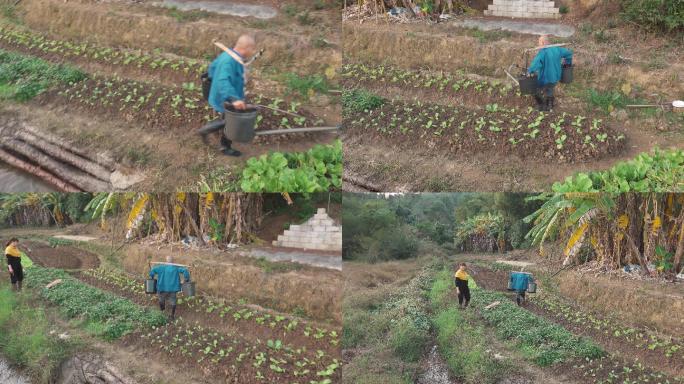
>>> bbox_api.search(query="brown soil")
[556,270,684,336]
[23,240,100,270]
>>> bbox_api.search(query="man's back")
[529,46,573,85]
[150,264,188,292]
[510,272,530,291]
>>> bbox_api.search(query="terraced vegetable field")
[78,267,341,383]
[345,98,624,162]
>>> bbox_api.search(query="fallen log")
[21,124,116,170]
[0,148,79,191]
[6,140,112,191]
[16,131,112,182]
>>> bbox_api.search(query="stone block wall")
[272,208,342,252]
[484,0,561,19]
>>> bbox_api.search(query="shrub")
[621,0,684,33]
[342,89,385,113]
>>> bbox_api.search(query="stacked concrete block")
[272,208,342,252]
[484,0,561,19]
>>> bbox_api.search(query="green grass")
[0,48,86,101]
[283,72,330,98]
[585,88,642,113]
[167,7,209,22]
[25,266,166,340]
[472,289,605,366]
[0,286,73,383]
[389,316,429,362]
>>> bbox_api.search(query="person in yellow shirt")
[5,238,23,291]
[454,262,470,309]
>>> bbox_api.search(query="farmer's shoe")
[222,147,242,157]
[547,97,555,112]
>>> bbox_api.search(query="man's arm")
[179,267,190,282]
[528,52,543,75]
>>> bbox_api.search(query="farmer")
[527,35,573,112]
[509,270,534,306]
[149,256,191,321]
[5,238,24,291]
[454,262,471,309]
[197,34,258,157]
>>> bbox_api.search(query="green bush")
[284,72,329,98]
[342,89,385,113]
[621,0,684,33]
[389,317,429,362]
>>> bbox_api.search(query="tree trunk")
[0,147,80,192]
[625,233,650,275]
[5,140,111,191]
[673,209,684,274]
[16,131,112,182]
[21,125,116,170]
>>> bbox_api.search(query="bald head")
[234,34,256,59]
[538,35,550,47]
[166,255,173,263]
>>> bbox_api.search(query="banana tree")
[525,193,684,275]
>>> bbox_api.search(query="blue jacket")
[528,46,573,86]
[149,264,190,293]
[208,50,245,113]
[510,272,533,292]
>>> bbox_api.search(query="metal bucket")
[181,281,196,297]
[223,104,258,143]
[527,281,537,293]
[145,278,157,294]
[518,74,538,95]
[561,64,573,84]
[507,278,513,291]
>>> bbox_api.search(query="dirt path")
[24,240,100,270]
[417,345,457,384]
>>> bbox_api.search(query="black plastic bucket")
[201,72,211,101]
[527,281,537,293]
[145,278,157,294]
[518,74,538,95]
[223,104,258,143]
[561,64,573,84]
[181,281,196,297]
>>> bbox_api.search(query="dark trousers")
[538,83,556,99]
[158,291,177,319]
[6,256,22,284]
[516,290,526,306]
[535,83,556,109]
[198,115,232,149]
[455,279,470,307]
